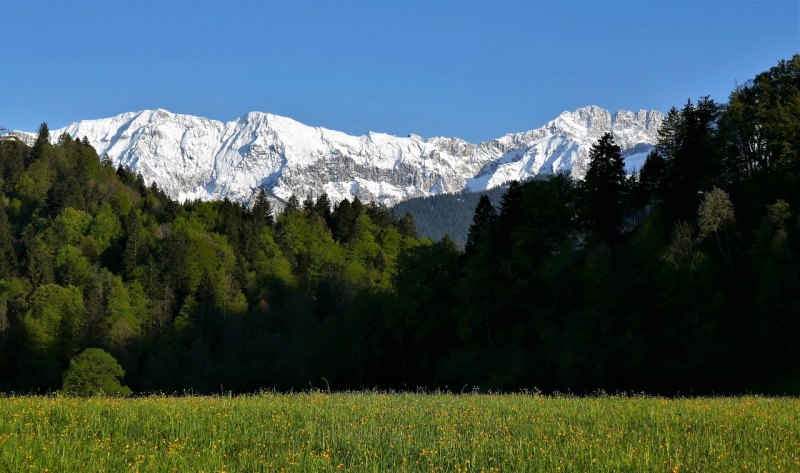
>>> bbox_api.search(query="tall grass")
[0,393,797,472]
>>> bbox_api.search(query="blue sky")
[1,1,797,142]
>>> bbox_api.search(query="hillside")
[391,186,509,246]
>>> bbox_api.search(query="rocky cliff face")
[28,106,663,206]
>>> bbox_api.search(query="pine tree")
[582,132,626,242]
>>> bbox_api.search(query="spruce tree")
[252,189,274,226]
[639,150,667,206]
[661,98,721,220]
[315,193,332,227]
[28,122,50,165]
[582,132,625,242]
[465,195,497,255]
[495,181,524,250]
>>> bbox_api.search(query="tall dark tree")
[638,150,667,206]
[252,189,274,226]
[0,204,16,277]
[28,122,50,165]
[315,193,333,227]
[660,97,722,220]
[496,181,524,244]
[331,198,363,243]
[464,195,497,255]
[582,133,626,242]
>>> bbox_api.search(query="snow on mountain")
[29,106,663,207]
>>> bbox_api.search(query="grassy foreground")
[0,394,797,472]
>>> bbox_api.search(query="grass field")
[0,393,797,472]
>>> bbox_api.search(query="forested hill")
[391,186,507,247]
[0,55,798,395]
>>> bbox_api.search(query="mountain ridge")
[16,106,663,206]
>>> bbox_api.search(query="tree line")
[0,55,797,395]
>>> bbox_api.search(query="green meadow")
[0,394,797,472]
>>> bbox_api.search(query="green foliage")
[89,204,123,255]
[61,348,131,396]
[277,210,343,290]
[721,55,800,174]
[23,284,86,353]
[54,245,94,287]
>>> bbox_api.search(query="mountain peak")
[571,104,607,114]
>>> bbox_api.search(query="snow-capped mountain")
[23,106,663,206]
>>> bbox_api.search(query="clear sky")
[1,1,797,142]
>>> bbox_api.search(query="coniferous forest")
[0,56,798,395]
[391,185,507,247]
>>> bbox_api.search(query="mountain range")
[16,105,663,207]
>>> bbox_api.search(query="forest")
[0,56,797,395]
[391,185,507,246]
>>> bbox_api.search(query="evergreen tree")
[582,133,626,242]
[331,198,363,243]
[302,196,315,214]
[638,150,667,206]
[660,98,722,220]
[315,193,333,227]
[465,195,497,255]
[0,204,16,277]
[283,194,300,215]
[494,181,524,252]
[252,189,274,226]
[29,122,50,165]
